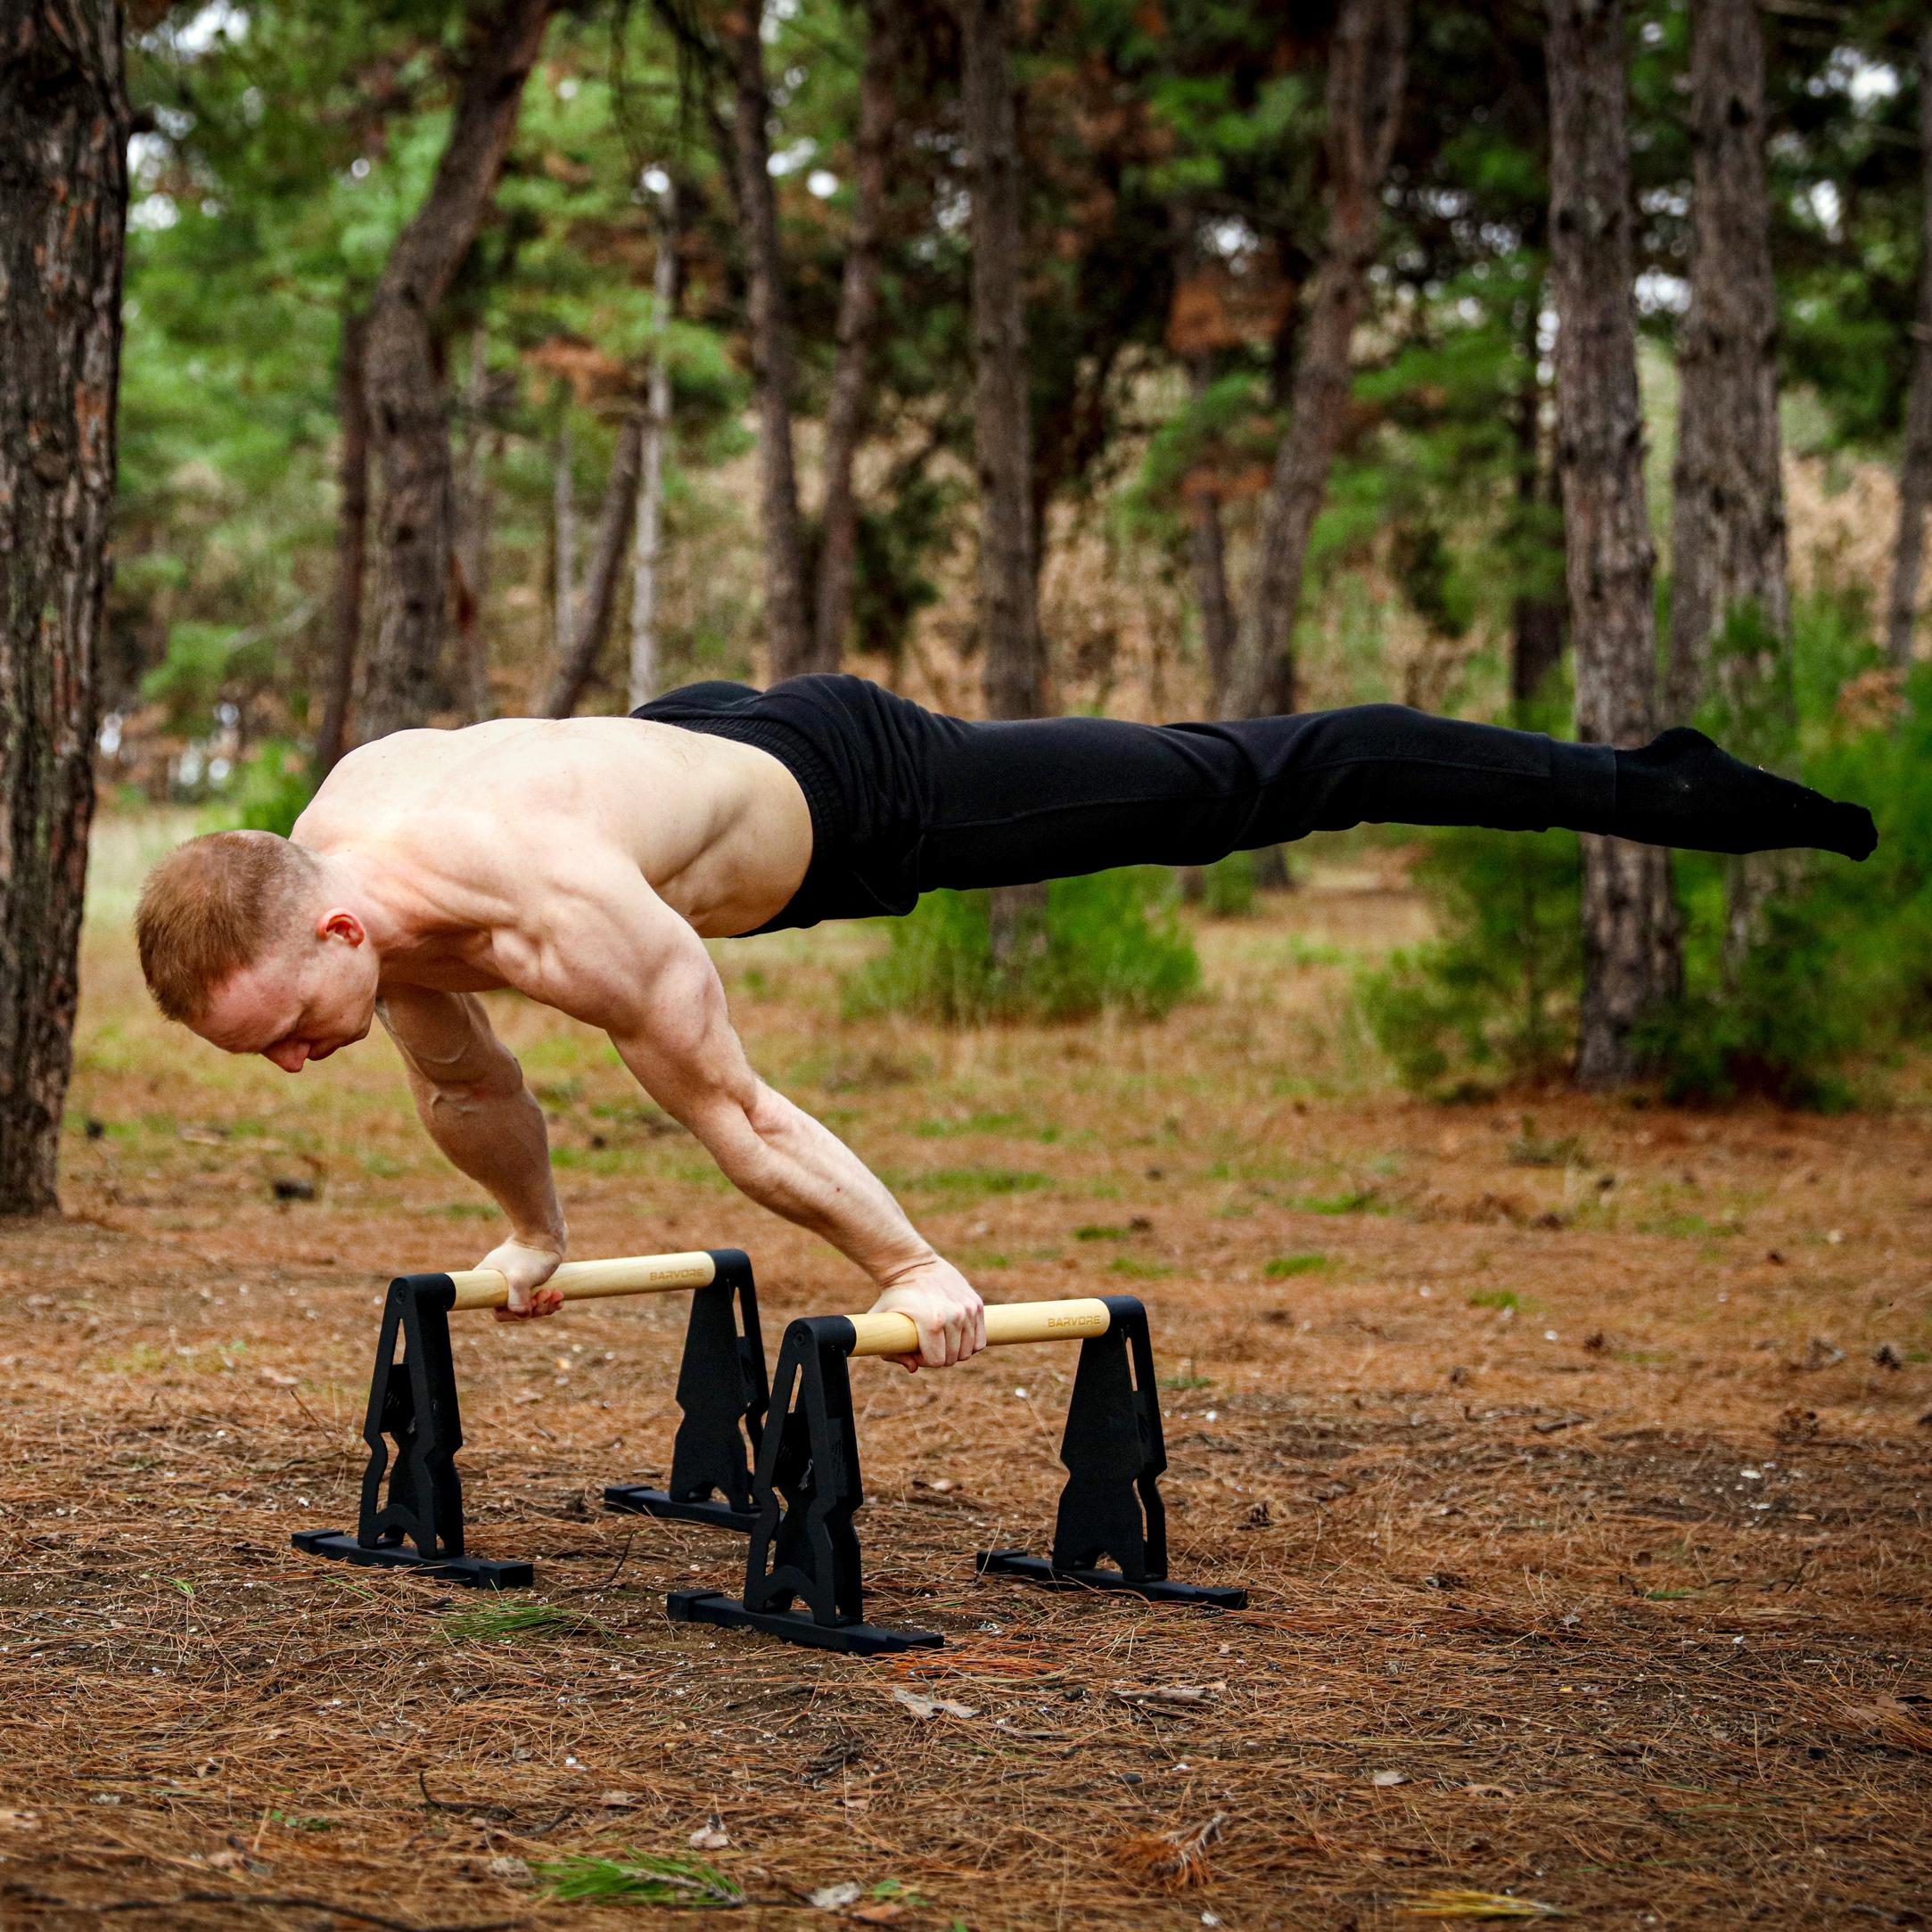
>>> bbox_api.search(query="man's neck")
[305,844,510,994]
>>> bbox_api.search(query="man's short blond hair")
[136,831,321,1023]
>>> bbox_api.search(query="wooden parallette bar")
[670,1293,1246,1657]
[447,1249,719,1312]
[843,1296,1111,1359]
[293,1247,768,1587]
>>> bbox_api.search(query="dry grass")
[0,819,1928,1929]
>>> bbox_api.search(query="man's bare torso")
[291,718,815,978]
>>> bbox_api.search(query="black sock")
[1612,728,1877,860]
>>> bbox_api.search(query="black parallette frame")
[670,1293,1243,1654]
[293,1248,765,1589]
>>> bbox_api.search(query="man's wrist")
[872,1244,939,1288]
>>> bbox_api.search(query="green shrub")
[1356,618,1932,1108]
[843,867,1200,1024]
[1356,826,1581,1095]
[202,737,316,838]
[1197,850,1257,917]
[1633,663,1932,1106]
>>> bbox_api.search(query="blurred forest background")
[7,0,1932,1215]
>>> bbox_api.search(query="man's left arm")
[494,852,985,1369]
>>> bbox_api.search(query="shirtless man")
[135,674,1878,1369]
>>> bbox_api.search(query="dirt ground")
[1,815,1928,1930]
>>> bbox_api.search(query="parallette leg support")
[294,1249,767,1589]
[669,1316,942,1654]
[604,1251,768,1533]
[974,1296,1247,1609]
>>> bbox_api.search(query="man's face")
[193,918,378,1072]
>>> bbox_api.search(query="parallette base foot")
[976,1547,1246,1608]
[292,1528,532,1591]
[603,1484,759,1534]
[666,1588,941,1656]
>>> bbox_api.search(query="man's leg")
[900,703,1875,895]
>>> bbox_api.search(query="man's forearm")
[407,1068,566,1246]
[678,1078,933,1284]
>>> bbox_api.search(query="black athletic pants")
[630,674,1874,934]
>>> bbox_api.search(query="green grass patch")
[1264,1253,1329,1278]
[1107,1255,1176,1278]
[550,1144,641,1176]
[531,1853,743,1907]
[915,1110,1028,1138]
[440,1602,612,1644]
[1636,1213,1739,1239]
[898,1166,1050,1199]
[1074,1223,1133,1241]
[1467,1287,1523,1311]
[1287,1188,1385,1215]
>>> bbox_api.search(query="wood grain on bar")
[446,1251,719,1312]
[845,1297,1112,1359]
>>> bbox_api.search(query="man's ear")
[317,908,366,947]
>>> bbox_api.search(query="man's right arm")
[376,986,568,1318]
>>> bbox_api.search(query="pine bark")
[730,0,812,682]
[629,201,680,711]
[0,0,128,1215]
[1184,362,1239,712]
[543,411,647,718]
[1221,0,1409,720]
[1665,0,1790,731]
[960,0,1045,725]
[1887,21,1932,672]
[1667,0,1793,970]
[551,407,577,671]
[358,0,554,743]
[1510,323,1566,713]
[1547,0,1681,1087]
[451,325,497,721]
[316,308,369,776]
[811,0,899,673]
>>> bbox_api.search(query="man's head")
[136,831,379,1071]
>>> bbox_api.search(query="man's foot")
[1613,728,1877,860]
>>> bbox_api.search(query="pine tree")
[0,0,130,1213]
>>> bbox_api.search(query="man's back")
[292,715,814,945]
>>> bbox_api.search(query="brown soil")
[2,821,1928,1929]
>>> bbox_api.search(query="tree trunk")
[358,0,554,744]
[1666,0,1791,729]
[960,0,1047,957]
[1509,315,1566,714]
[551,405,577,670]
[630,197,680,711]
[1666,0,1794,970]
[960,0,1044,726]
[730,0,812,682]
[543,410,647,717]
[1221,0,1410,720]
[1547,0,1681,1088]
[317,308,369,776]
[1887,21,1932,673]
[451,324,497,721]
[1186,363,1239,713]
[811,0,899,674]
[0,0,128,1216]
